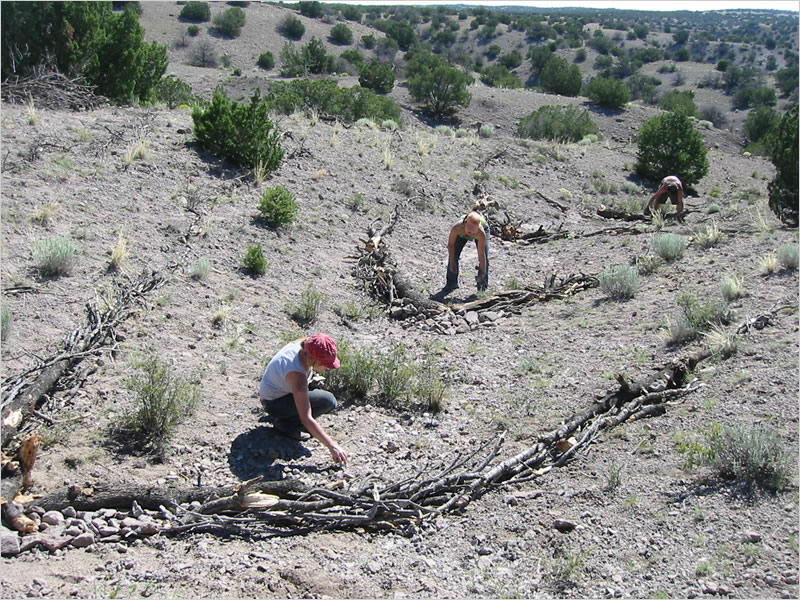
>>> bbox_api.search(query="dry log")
[33,479,307,513]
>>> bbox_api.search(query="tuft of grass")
[346,193,365,212]
[694,220,725,248]
[122,352,201,454]
[759,252,778,275]
[662,293,730,346]
[33,236,80,277]
[381,119,398,131]
[1,304,12,342]
[751,208,774,233]
[719,274,743,302]
[605,463,623,492]
[777,244,799,270]
[109,233,128,271]
[702,323,738,358]
[374,344,415,406]
[123,138,150,166]
[652,232,687,262]
[598,264,639,300]
[381,140,393,169]
[32,201,58,225]
[355,117,377,129]
[707,202,721,214]
[190,258,211,280]
[455,127,469,138]
[242,243,268,276]
[288,286,325,326]
[434,125,454,137]
[211,305,230,329]
[478,124,495,138]
[26,95,39,125]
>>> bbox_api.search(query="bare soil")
[1,3,798,599]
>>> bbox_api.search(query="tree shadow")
[228,424,311,481]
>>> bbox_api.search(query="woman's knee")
[310,389,337,414]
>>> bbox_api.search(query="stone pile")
[389,298,505,334]
[1,500,174,557]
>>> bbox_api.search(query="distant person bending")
[644,175,684,216]
[445,211,490,292]
[258,334,348,465]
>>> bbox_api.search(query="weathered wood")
[33,479,307,512]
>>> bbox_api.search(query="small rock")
[365,560,381,574]
[465,311,479,325]
[71,532,95,548]
[62,507,77,518]
[1,527,20,556]
[741,531,761,543]
[41,511,65,526]
[553,519,576,533]
[130,501,143,518]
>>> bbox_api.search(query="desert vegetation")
[0,1,797,599]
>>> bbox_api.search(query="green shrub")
[298,1,323,18]
[123,352,201,453]
[374,345,415,406]
[33,236,80,277]
[598,264,639,299]
[179,1,210,22]
[478,124,495,138]
[329,23,353,45]
[257,51,275,70]
[636,112,709,187]
[192,88,284,171]
[323,339,376,403]
[652,233,687,262]
[242,244,267,275]
[212,6,246,38]
[361,34,376,49]
[258,185,297,227]
[340,49,363,67]
[680,424,793,491]
[278,14,304,40]
[767,105,798,227]
[265,78,402,125]
[539,55,582,96]
[153,75,194,109]
[480,65,522,89]
[279,37,336,76]
[658,89,696,116]
[518,105,599,143]
[778,244,799,270]
[1,304,12,342]
[732,86,777,110]
[358,60,394,93]
[187,25,200,36]
[743,105,778,146]
[586,77,630,109]
[408,60,472,117]
[635,255,662,275]
[289,286,325,326]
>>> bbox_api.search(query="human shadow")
[228,424,311,481]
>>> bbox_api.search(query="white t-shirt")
[258,341,311,400]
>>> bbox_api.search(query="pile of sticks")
[1,67,107,111]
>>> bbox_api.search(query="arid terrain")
[1,2,798,599]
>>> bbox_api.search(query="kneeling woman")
[258,334,348,465]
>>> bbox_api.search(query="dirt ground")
[1,3,798,599]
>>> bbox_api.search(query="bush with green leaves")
[658,89,696,116]
[1,3,167,103]
[1,304,12,342]
[652,233,687,262]
[598,264,639,300]
[586,76,630,109]
[242,243,267,276]
[179,1,210,22]
[518,105,599,143]
[257,51,275,70]
[279,37,336,76]
[33,236,80,277]
[212,6,245,38]
[635,112,708,187]
[778,243,799,270]
[678,424,793,491]
[407,60,472,117]
[767,105,798,227]
[732,86,777,110]
[323,339,376,403]
[278,14,304,40]
[539,55,582,96]
[192,88,284,171]
[298,0,323,18]
[265,78,402,125]
[329,23,353,45]
[480,65,522,89]
[258,185,297,227]
[289,286,325,326]
[361,34,376,49]
[122,352,201,453]
[358,60,394,94]
[744,105,778,148]
[153,75,194,109]
[187,25,200,36]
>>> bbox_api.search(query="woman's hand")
[328,443,349,465]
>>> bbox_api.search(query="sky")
[317,0,800,11]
